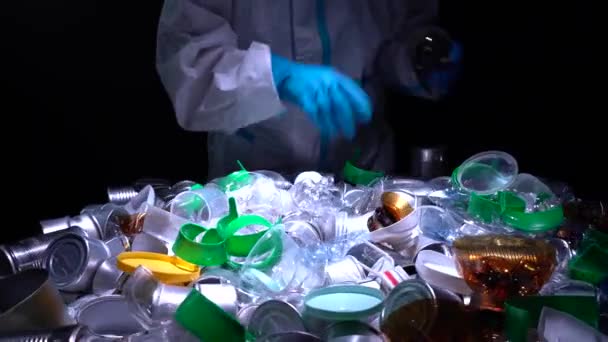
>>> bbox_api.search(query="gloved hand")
[271,54,372,140]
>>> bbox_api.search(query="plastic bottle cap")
[467,191,564,232]
[116,252,200,284]
[343,160,384,186]
[304,285,385,321]
[175,289,250,342]
[224,215,273,257]
[172,224,228,267]
[501,204,564,232]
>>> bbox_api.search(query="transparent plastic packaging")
[508,173,556,212]
[416,205,462,242]
[290,176,342,214]
[139,204,190,247]
[170,187,228,226]
[455,151,518,195]
[124,185,157,214]
[239,226,327,301]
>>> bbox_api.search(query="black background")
[5,1,603,243]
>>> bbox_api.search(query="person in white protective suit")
[156,1,461,179]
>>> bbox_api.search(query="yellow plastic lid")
[116,251,200,284]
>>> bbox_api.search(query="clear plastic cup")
[170,187,228,226]
[239,226,327,299]
[456,151,518,195]
[140,204,190,247]
[417,206,462,243]
[508,173,557,212]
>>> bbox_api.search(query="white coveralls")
[156,0,438,179]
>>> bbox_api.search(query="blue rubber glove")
[271,54,372,140]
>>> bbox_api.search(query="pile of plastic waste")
[0,151,606,341]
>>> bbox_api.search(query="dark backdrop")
[6,0,603,243]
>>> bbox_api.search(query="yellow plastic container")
[117,251,200,285]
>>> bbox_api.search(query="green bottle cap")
[175,289,251,342]
[224,214,273,257]
[467,191,563,232]
[172,223,228,267]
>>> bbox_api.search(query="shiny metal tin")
[259,331,322,342]
[107,186,138,205]
[0,269,75,333]
[248,300,306,338]
[0,325,99,342]
[324,321,384,342]
[75,295,144,338]
[41,204,129,241]
[0,227,86,275]
[91,257,123,295]
[45,234,111,293]
[237,304,260,327]
[379,279,462,334]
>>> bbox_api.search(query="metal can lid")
[379,279,437,333]
[76,295,144,337]
[323,321,383,342]
[47,234,88,287]
[237,304,259,326]
[248,300,305,337]
[260,331,322,342]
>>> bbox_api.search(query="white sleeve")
[156,0,285,133]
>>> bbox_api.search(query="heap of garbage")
[0,151,606,342]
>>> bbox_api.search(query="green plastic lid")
[501,205,564,232]
[568,244,608,285]
[342,160,384,186]
[303,285,385,321]
[504,296,599,342]
[467,191,563,232]
[172,224,228,267]
[467,193,503,223]
[175,289,251,342]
